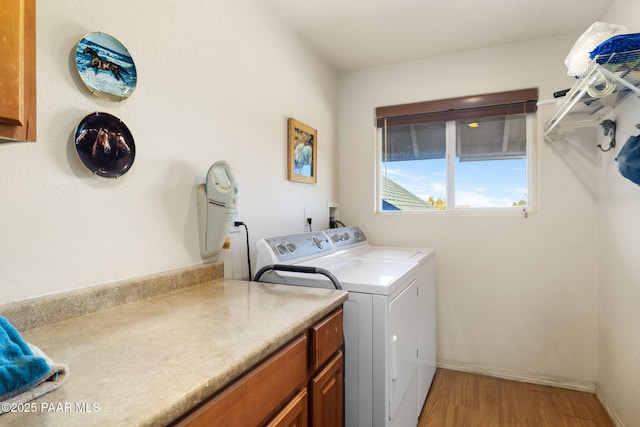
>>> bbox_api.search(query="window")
[376,89,537,213]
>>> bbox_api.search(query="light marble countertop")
[1,279,347,426]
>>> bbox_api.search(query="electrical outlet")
[230,211,241,233]
[304,207,311,224]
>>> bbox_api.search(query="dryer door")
[388,279,419,424]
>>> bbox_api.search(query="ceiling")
[256,0,616,71]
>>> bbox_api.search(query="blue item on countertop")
[616,135,640,186]
[590,33,640,64]
[0,316,50,398]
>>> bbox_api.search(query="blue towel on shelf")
[0,316,50,399]
[590,33,640,64]
[616,135,640,186]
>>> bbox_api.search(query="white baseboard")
[436,361,595,392]
[595,385,625,427]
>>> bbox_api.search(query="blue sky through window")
[383,158,527,208]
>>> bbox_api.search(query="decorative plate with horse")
[75,32,137,101]
[74,112,136,178]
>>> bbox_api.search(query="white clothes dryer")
[323,227,437,416]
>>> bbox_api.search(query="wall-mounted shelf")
[544,49,640,141]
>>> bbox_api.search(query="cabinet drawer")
[310,309,343,371]
[176,334,308,427]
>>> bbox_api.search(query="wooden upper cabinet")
[0,0,36,142]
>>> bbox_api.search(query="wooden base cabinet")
[174,308,343,427]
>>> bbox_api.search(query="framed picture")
[288,118,317,184]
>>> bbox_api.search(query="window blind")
[375,88,538,128]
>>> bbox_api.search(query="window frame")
[375,100,536,216]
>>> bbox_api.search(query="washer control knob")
[286,242,297,253]
[312,236,324,249]
[275,243,287,255]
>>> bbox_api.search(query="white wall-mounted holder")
[197,161,238,258]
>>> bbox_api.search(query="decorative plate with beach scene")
[75,32,137,101]
[74,112,136,178]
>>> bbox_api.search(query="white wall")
[598,2,640,426]
[0,0,339,304]
[338,35,601,388]
[595,97,640,427]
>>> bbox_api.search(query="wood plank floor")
[419,369,615,427]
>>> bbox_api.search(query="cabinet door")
[0,0,36,141]
[267,388,308,427]
[311,351,343,427]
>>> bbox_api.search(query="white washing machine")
[255,231,423,427]
[323,227,437,417]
